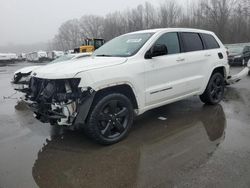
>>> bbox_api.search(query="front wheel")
[200,73,225,105]
[85,93,134,145]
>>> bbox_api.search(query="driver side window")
[154,32,180,55]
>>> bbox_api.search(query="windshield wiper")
[96,54,113,57]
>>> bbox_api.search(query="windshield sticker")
[126,39,142,43]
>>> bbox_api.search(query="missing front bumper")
[227,67,250,85]
[24,88,95,128]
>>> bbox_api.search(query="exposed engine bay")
[23,77,95,127]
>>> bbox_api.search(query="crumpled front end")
[25,77,95,127]
[12,72,32,93]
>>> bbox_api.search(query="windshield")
[228,47,243,54]
[93,33,154,57]
[50,54,75,63]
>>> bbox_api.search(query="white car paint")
[12,53,92,90]
[14,66,41,75]
[33,56,127,79]
[227,67,249,84]
[14,53,92,76]
[31,28,231,115]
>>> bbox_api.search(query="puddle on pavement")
[0,63,249,188]
[224,87,244,102]
[30,102,226,188]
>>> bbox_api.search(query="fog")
[0,0,169,46]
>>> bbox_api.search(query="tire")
[200,72,225,105]
[84,93,134,145]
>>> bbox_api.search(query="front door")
[144,32,206,106]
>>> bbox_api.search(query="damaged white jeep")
[13,28,250,145]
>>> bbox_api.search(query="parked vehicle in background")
[26,51,48,62]
[12,53,92,93]
[248,59,250,75]
[0,53,18,64]
[18,53,26,61]
[15,28,236,145]
[66,50,74,54]
[47,51,64,60]
[227,45,250,66]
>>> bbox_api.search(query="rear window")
[201,34,220,49]
[181,33,203,52]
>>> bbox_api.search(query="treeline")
[49,0,250,51]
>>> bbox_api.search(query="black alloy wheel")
[85,93,134,145]
[200,73,225,105]
[97,100,129,139]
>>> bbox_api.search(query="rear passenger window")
[181,33,203,52]
[154,32,180,55]
[201,34,220,49]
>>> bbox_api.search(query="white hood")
[14,66,41,75]
[32,56,127,79]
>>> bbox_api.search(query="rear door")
[200,33,224,76]
[178,32,209,92]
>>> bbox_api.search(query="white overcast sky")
[0,0,193,45]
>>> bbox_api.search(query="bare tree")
[158,0,181,27]
[102,11,127,40]
[201,0,235,42]
[143,2,157,29]
[54,19,82,50]
[51,0,250,51]
[79,15,104,39]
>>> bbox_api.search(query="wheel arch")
[200,65,227,94]
[94,84,139,110]
[211,66,227,78]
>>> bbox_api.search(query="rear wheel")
[85,93,134,145]
[200,72,225,105]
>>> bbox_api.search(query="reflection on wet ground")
[0,63,250,188]
[32,103,226,188]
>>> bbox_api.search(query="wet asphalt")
[0,62,250,188]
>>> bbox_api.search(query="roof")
[127,28,214,35]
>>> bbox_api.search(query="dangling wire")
[3,91,18,100]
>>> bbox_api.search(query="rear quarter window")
[181,32,204,52]
[201,34,220,49]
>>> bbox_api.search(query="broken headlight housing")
[27,77,86,126]
[28,77,81,103]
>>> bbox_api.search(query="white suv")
[20,28,230,145]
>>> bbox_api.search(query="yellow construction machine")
[74,38,105,53]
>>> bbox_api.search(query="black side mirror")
[145,44,168,59]
[145,50,152,59]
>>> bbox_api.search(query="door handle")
[205,54,211,57]
[176,58,185,62]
